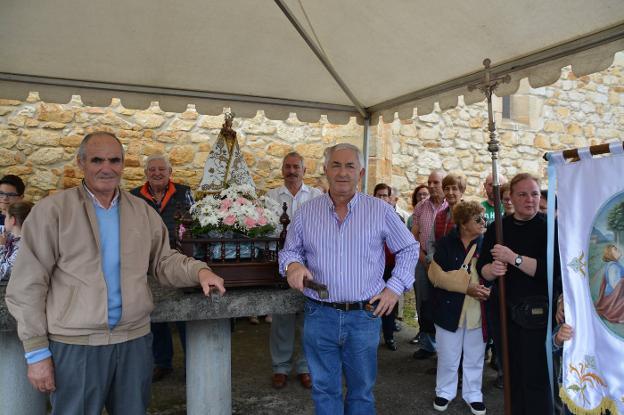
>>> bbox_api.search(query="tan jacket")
[6,185,208,352]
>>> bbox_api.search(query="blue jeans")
[303,299,381,415]
[152,322,186,369]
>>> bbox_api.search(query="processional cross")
[468,59,513,415]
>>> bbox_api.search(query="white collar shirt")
[266,183,323,219]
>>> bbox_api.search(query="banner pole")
[469,58,512,415]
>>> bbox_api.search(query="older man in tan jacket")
[6,131,225,415]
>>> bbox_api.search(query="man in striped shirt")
[410,170,448,358]
[279,143,418,414]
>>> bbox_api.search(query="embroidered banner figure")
[552,144,624,415]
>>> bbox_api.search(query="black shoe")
[409,335,420,345]
[384,339,398,351]
[467,401,486,415]
[412,349,436,360]
[393,322,402,332]
[433,397,449,412]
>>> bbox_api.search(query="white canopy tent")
[1,0,623,124]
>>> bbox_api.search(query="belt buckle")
[364,303,375,312]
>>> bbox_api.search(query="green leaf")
[567,385,581,392]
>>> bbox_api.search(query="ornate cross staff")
[468,59,512,415]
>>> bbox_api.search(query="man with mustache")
[266,151,322,390]
[6,132,225,414]
[131,154,193,382]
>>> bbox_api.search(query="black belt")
[309,297,375,312]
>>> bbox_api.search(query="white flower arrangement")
[189,184,282,237]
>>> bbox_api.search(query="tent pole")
[273,0,368,120]
[469,59,512,415]
[362,117,371,193]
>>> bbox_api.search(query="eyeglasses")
[0,191,20,199]
[473,215,486,224]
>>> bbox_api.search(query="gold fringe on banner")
[560,386,619,415]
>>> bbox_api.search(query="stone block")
[0,107,14,116]
[243,121,277,135]
[0,131,18,148]
[134,111,166,128]
[267,142,293,157]
[95,111,134,129]
[30,170,59,190]
[399,124,417,137]
[0,99,21,106]
[170,118,197,131]
[566,123,583,136]
[24,130,61,146]
[2,165,33,177]
[193,152,210,167]
[199,115,225,130]
[7,116,26,127]
[122,167,146,181]
[534,134,550,149]
[543,121,564,133]
[36,103,74,123]
[294,143,324,158]
[60,135,83,147]
[63,177,82,189]
[555,107,570,118]
[28,148,64,165]
[0,148,18,166]
[124,155,141,167]
[143,142,166,155]
[169,145,195,165]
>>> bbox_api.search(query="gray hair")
[283,151,305,167]
[77,131,124,162]
[145,154,172,171]
[323,143,364,169]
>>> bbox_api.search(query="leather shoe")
[272,373,288,389]
[385,339,398,351]
[152,367,173,383]
[297,373,312,389]
[412,349,436,360]
[409,335,420,345]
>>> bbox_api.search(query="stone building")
[0,53,622,210]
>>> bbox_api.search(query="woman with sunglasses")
[428,201,490,415]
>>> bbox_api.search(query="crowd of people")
[1,130,572,415]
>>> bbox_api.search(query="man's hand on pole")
[28,357,55,393]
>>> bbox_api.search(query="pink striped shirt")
[412,198,448,255]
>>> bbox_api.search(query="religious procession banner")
[551,143,624,415]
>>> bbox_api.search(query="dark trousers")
[381,305,398,342]
[508,321,551,415]
[152,321,186,369]
[49,334,153,415]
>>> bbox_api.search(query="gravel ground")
[148,313,505,415]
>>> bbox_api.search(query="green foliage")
[607,203,624,232]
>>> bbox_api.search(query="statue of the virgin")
[199,112,255,193]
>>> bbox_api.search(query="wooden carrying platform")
[174,203,290,288]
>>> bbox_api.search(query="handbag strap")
[462,244,477,267]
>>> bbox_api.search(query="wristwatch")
[514,255,523,267]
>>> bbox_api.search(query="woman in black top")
[477,173,551,415]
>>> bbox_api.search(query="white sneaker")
[467,401,486,415]
[433,397,449,412]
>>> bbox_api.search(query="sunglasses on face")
[473,215,486,224]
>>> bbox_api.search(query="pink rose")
[220,199,233,211]
[257,216,268,226]
[223,215,236,226]
[244,216,257,228]
[255,206,264,214]
[236,197,247,205]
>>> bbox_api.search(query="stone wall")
[0,96,363,201]
[0,54,622,207]
[383,53,624,208]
